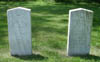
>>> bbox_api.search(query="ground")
[0,1,100,62]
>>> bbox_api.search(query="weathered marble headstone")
[67,8,93,56]
[7,7,32,56]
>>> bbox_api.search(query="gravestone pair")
[7,7,93,56]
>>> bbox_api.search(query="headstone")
[67,8,93,56]
[7,7,32,56]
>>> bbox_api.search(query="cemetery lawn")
[0,1,100,62]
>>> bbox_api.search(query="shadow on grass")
[0,22,8,47]
[79,54,100,61]
[13,54,48,60]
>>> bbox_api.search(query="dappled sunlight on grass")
[0,1,100,62]
[90,46,100,56]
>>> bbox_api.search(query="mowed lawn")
[0,1,100,62]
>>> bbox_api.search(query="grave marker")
[67,8,93,56]
[7,7,32,56]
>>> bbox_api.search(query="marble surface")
[67,8,93,56]
[7,7,32,56]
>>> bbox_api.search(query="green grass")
[0,1,100,62]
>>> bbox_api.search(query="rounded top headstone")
[69,8,93,13]
[7,7,31,12]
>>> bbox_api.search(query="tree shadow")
[13,53,48,60]
[79,54,100,61]
[0,21,8,47]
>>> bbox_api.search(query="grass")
[0,1,100,62]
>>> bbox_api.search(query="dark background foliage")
[0,0,100,3]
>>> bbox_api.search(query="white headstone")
[67,8,93,56]
[7,7,32,56]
